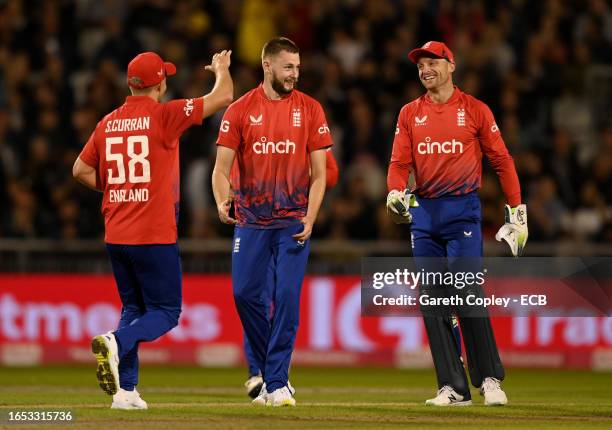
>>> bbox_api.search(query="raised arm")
[202,50,234,119]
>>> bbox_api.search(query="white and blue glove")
[386,189,419,224]
[495,204,528,257]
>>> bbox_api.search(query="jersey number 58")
[106,135,151,184]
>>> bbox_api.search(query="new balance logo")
[415,115,428,126]
[233,238,241,253]
[249,114,263,125]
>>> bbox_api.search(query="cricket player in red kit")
[213,37,331,407]
[73,50,233,409]
[386,41,528,406]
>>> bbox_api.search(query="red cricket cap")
[408,41,455,64]
[126,52,177,89]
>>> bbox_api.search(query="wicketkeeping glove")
[386,189,419,224]
[495,204,528,257]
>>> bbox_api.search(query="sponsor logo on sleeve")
[318,124,330,134]
[491,123,499,133]
[184,98,194,117]
[220,120,230,133]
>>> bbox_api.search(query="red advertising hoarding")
[1,275,611,369]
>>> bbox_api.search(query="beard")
[271,72,297,95]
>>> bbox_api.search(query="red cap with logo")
[127,52,177,89]
[408,41,455,64]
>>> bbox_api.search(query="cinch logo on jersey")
[252,136,296,155]
[417,136,464,154]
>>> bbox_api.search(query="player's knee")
[165,307,181,329]
[233,286,258,309]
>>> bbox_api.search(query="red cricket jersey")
[387,87,521,206]
[217,85,332,228]
[79,95,204,244]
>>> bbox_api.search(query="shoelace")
[482,377,501,392]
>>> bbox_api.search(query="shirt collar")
[257,83,294,101]
[423,86,462,105]
[125,95,157,104]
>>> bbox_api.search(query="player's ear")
[448,61,456,73]
[262,58,271,74]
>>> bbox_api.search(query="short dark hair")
[261,37,299,59]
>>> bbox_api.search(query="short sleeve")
[216,103,242,150]
[307,102,333,152]
[79,129,99,168]
[161,97,204,143]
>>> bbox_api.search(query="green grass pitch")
[0,366,611,429]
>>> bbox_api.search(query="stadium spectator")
[0,0,611,244]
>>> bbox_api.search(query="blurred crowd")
[0,0,611,244]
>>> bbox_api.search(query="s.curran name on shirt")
[105,117,151,133]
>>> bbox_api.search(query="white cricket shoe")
[287,380,296,396]
[251,383,268,406]
[480,377,508,406]
[91,332,120,395]
[266,386,296,407]
[245,375,264,399]
[111,388,148,410]
[425,385,472,406]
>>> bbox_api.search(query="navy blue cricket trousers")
[106,243,182,391]
[232,223,309,392]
